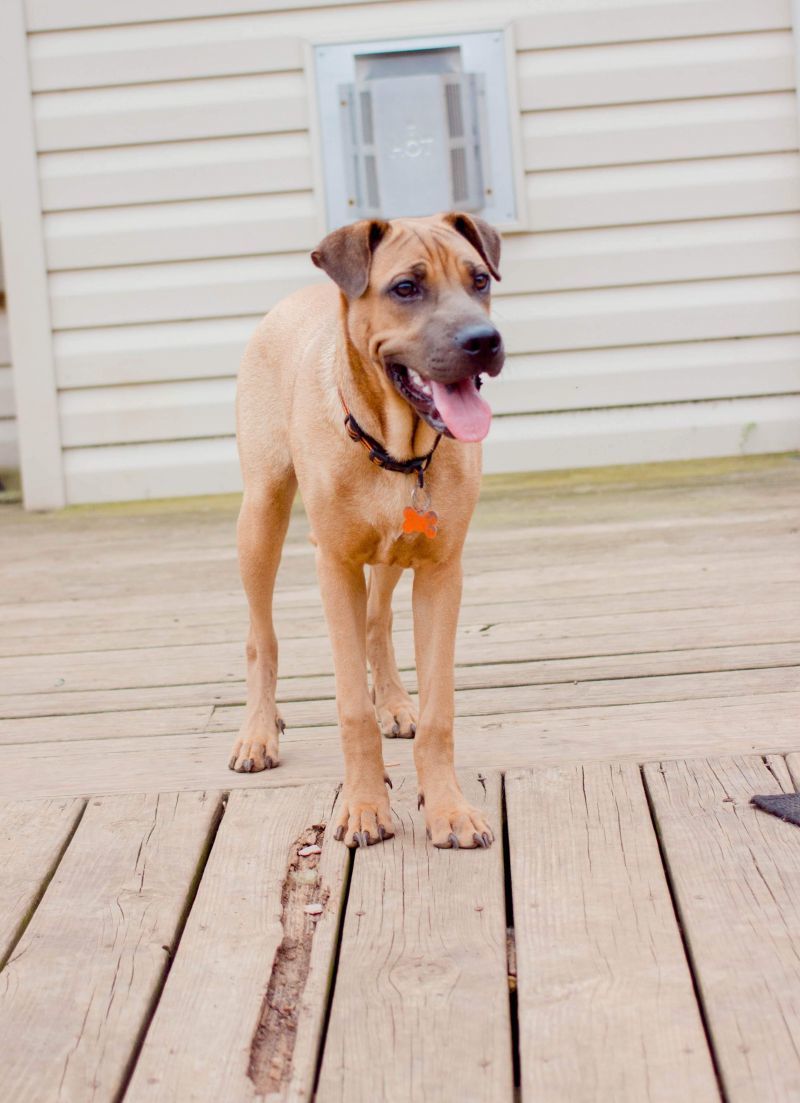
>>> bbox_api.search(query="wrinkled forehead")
[370,219,485,284]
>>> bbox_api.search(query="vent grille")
[444,74,482,211]
[445,82,464,138]
[364,155,380,209]
[339,82,381,215]
[360,89,374,145]
[450,147,469,202]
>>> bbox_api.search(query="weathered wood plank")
[2,641,797,720]
[1,515,797,622]
[1,536,796,607]
[2,583,793,656]
[506,763,718,1102]
[0,797,85,966]
[0,790,221,1103]
[786,753,800,789]
[763,754,796,789]
[126,783,347,1102]
[2,666,797,746]
[1,525,796,606]
[644,755,800,1102]
[316,772,512,1103]
[2,502,794,572]
[208,665,800,734]
[0,704,214,744]
[2,504,795,576]
[2,602,798,696]
[1,694,799,800]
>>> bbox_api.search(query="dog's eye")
[474,272,490,292]
[391,280,418,299]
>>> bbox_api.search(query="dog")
[229,211,504,849]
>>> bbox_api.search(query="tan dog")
[229,212,504,849]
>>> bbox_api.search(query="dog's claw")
[242,758,253,773]
[355,831,369,848]
[277,718,286,733]
[482,832,492,848]
[474,832,487,849]
[379,825,388,840]
[417,793,425,810]
[410,723,416,737]
[448,832,459,849]
[264,755,274,770]
[227,756,237,770]
[384,774,393,789]
[334,826,344,842]
[391,720,400,736]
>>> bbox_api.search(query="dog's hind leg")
[367,565,417,739]
[228,474,297,772]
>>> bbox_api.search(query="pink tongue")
[430,379,492,442]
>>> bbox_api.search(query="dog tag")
[402,486,438,539]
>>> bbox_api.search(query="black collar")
[340,391,441,487]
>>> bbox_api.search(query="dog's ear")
[311,220,390,299]
[443,212,502,281]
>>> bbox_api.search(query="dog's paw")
[374,693,417,739]
[422,799,494,850]
[334,788,394,848]
[228,713,284,772]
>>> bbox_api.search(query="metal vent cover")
[316,32,521,229]
[339,72,484,219]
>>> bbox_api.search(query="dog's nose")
[456,324,503,363]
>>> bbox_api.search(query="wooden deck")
[1,455,799,1101]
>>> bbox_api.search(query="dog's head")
[311,212,504,442]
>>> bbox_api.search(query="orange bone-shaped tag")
[402,506,438,539]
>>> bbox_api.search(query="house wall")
[0,254,17,471]
[4,0,800,504]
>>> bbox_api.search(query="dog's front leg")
[412,560,494,849]
[316,551,394,847]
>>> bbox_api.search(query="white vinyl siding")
[8,0,800,503]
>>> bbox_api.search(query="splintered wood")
[125,784,348,1103]
[246,822,330,1095]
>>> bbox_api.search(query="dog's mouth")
[385,364,493,443]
